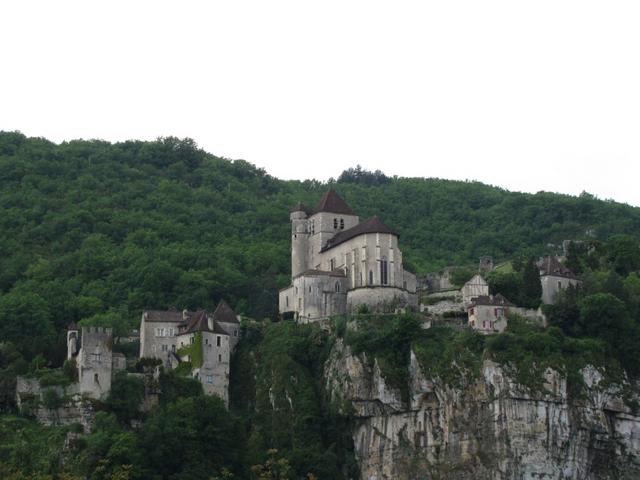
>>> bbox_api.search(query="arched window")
[369,270,374,285]
[340,218,344,229]
[380,256,388,285]
[333,218,338,229]
[335,282,340,292]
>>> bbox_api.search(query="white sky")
[1,1,639,206]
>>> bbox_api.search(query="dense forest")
[2,131,640,363]
[2,131,640,479]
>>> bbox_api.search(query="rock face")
[324,338,640,480]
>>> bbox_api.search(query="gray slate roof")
[470,294,514,307]
[321,216,397,252]
[294,269,347,279]
[144,310,184,323]
[212,300,239,324]
[312,189,355,215]
[539,256,577,279]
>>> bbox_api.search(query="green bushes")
[485,316,611,392]
[413,328,485,387]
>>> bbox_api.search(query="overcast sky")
[2,1,639,205]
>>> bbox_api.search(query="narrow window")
[205,338,208,345]
[369,270,374,285]
[330,258,335,270]
[286,296,289,307]
[216,336,221,347]
[218,354,222,362]
[309,286,311,292]
[172,345,176,352]
[234,330,238,337]
[340,218,344,229]
[162,344,168,352]
[380,257,388,285]
[94,373,99,384]
[558,281,562,289]
[207,375,213,384]
[335,282,340,292]
[334,218,338,229]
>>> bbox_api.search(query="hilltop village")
[15,189,582,427]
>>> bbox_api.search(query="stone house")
[279,190,417,322]
[139,300,240,406]
[538,256,580,304]
[461,274,489,305]
[467,294,512,334]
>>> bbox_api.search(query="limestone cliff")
[324,338,640,480]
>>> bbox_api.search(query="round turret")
[290,202,309,278]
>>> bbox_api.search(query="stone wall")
[15,377,95,431]
[347,286,417,313]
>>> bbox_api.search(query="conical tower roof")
[212,300,239,324]
[313,189,355,215]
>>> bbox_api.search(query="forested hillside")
[2,131,640,363]
[3,132,640,479]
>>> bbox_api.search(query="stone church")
[279,190,417,322]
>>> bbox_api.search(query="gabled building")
[279,190,417,322]
[139,300,241,406]
[538,256,580,304]
[467,294,513,334]
[461,274,489,305]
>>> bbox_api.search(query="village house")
[467,294,512,334]
[538,255,580,304]
[139,300,240,406]
[461,274,489,306]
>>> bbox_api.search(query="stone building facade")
[538,256,580,304]
[467,294,512,334]
[461,274,489,306]
[279,190,417,322]
[139,300,240,406]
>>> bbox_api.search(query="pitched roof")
[212,300,239,324]
[469,294,514,307]
[320,216,397,252]
[182,310,229,335]
[143,310,184,323]
[294,269,347,279]
[312,189,355,215]
[539,256,576,279]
